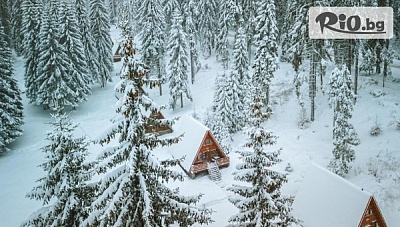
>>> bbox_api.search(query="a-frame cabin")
[292,162,387,227]
[158,116,229,178]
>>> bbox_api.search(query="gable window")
[204,139,212,146]
[372,221,378,227]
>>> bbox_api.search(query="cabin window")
[204,139,212,146]
[372,221,377,227]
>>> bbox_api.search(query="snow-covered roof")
[292,162,372,227]
[160,115,209,171]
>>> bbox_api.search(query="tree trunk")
[347,40,352,74]
[190,51,195,84]
[376,41,382,74]
[354,51,359,95]
[180,93,183,108]
[383,40,389,87]
[247,37,252,64]
[158,58,163,96]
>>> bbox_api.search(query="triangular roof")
[161,115,210,170]
[292,162,373,227]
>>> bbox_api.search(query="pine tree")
[252,0,278,106]
[205,110,233,155]
[235,0,257,63]
[197,0,218,58]
[360,45,376,75]
[0,0,11,45]
[10,0,24,54]
[59,2,92,100]
[212,72,237,133]
[168,9,192,109]
[230,26,250,130]
[215,0,234,69]
[0,25,24,153]
[22,112,93,227]
[228,96,298,226]
[35,1,86,110]
[184,0,201,84]
[328,65,359,177]
[82,37,212,226]
[89,0,113,87]
[75,0,100,84]
[136,0,166,95]
[21,0,42,103]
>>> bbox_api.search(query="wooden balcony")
[190,157,230,176]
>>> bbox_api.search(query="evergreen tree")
[230,26,250,130]
[197,0,218,58]
[215,0,234,69]
[75,0,100,84]
[0,0,11,45]
[0,25,24,153]
[183,0,201,84]
[168,10,192,109]
[82,37,212,226]
[89,0,113,87]
[21,0,42,103]
[360,45,376,75]
[212,72,236,133]
[328,65,359,177]
[235,0,257,63]
[205,113,232,154]
[136,0,166,95]
[35,1,87,110]
[228,96,298,226]
[22,112,93,227]
[252,0,278,106]
[10,0,24,54]
[59,2,92,99]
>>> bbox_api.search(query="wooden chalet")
[145,110,173,135]
[157,115,229,178]
[292,163,387,227]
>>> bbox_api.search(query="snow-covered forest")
[1,0,400,226]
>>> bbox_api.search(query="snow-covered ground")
[1,26,400,226]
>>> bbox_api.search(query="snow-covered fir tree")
[204,112,232,154]
[328,65,359,177]
[0,24,23,153]
[228,96,298,226]
[21,0,42,103]
[0,0,11,45]
[183,0,201,84]
[22,112,93,226]
[230,26,250,130]
[197,0,218,58]
[35,1,87,110]
[252,0,278,106]
[168,9,192,109]
[89,0,113,87]
[136,0,166,95]
[10,0,24,55]
[59,2,92,99]
[82,36,212,226]
[212,72,236,133]
[360,46,376,75]
[75,0,100,83]
[215,0,234,69]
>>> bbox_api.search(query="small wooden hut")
[145,110,173,135]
